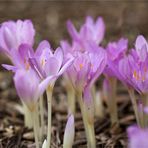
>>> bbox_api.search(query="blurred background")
[0,1,148,49]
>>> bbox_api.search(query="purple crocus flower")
[104,38,128,77]
[107,35,148,94]
[127,125,148,148]
[3,40,73,84]
[67,16,105,49]
[2,43,34,72]
[29,40,74,86]
[66,42,107,98]
[0,19,35,58]
[14,68,54,111]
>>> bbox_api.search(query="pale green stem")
[31,107,40,148]
[141,94,148,128]
[145,93,148,126]
[67,84,75,115]
[106,78,118,125]
[46,86,53,148]
[23,103,33,128]
[77,91,96,148]
[92,85,103,118]
[128,89,141,127]
[35,103,41,141]
[39,95,45,140]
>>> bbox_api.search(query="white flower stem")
[39,95,45,140]
[23,103,33,128]
[106,78,118,125]
[141,94,148,127]
[77,91,96,148]
[67,83,75,115]
[92,85,104,118]
[35,103,41,141]
[31,107,40,148]
[128,88,141,127]
[46,86,53,148]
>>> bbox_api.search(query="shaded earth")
[0,71,135,148]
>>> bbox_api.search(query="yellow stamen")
[79,63,83,69]
[25,62,30,70]
[133,70,139,80]
[41,59,45,66]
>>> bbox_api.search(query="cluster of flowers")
[0,17,148,148]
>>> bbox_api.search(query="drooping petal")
[2,64,17,72]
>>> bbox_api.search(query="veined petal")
[3,26,16,50]
[44,57,60,76]
[54,47,64,68]
[35,40,52,57]
[135,35,148,61]
[14,69,40,105]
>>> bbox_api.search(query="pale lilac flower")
[127,125,148,148]
[107,35,148,94]
[66,43,107,93]
[135,35,148,62]
[63,115,75,148]
[2,43,34,72]
[104,38,128,77]
[14,68,54,111]
[67,16,105,48]
[3,40,73,85]
[29,41,74,86]
[0,19,35,58]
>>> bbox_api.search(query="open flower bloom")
[127,125,148,148]
[107,35,148,94]
[2,43,34,72]
[66,45,107,92]
[67,16,105,48]
[14,68,54,111]
[29,41,74,86]
[66,42,107,98]
[3,41,73,85]
[0,19,35,58]
[104,38,128,77]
